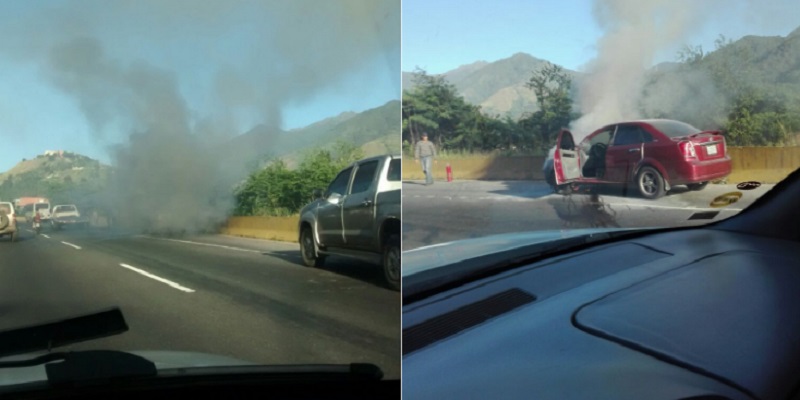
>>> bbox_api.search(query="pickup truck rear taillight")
[679,141,697,159]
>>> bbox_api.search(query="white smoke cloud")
[0,0,399,233]
[570,0,797,142]
[571,0,724,140]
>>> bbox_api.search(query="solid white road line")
[119,263,195,293]
[142,236,262,253]
[404,241,453,253]
[61,241,81,250]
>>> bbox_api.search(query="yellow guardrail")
[221,215,299,243]
[402,155,546,180]
[223,147,799,241]
[401,146,800,183]
[726,147,800,183]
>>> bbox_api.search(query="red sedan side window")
[613,125,653,146]
[612,125,642,146]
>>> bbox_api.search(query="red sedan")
[546,119,732,199]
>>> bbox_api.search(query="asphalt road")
[0,226,400,379]
[402,179,774,251]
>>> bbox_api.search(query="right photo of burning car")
[400,0,800,399]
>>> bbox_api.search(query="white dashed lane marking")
[119,263,195,293]
[61,241,82,250]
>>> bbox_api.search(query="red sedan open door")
[553,129,581,185]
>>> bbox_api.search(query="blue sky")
[0,0,400,171]
[402,0,800,74]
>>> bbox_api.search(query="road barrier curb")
[221,216,298,243]
[400,147,799,183]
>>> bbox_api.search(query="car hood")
[403,227,650,278]
[0,350,257,388]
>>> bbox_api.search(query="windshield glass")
[0,0,400,384]
[400,0,799,265]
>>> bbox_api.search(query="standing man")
[415,132,437,185]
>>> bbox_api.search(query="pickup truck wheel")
[382,235,400,291]
[300,227,325,268]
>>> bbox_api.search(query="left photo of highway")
[0,1,401,398]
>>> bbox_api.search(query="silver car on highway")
[0,201,18,242]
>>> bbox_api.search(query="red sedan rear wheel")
[637,166,665,199]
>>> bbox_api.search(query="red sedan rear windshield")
[647,120,702,138]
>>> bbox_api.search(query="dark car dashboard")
[402,167,800,400]
[403,229,800,399]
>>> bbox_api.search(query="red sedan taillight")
[679,141,697,159]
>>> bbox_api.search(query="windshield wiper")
[0,350,158,385]
[0,307,128,358]
[0,308,158,385]
[0,307,385,387]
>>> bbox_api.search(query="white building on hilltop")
[44,150,64,157]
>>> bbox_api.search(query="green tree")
[521,62,576,151]
[233,139,366,217]
[724,90,794,145]
[704,36,798,145]
[646,33,799,146]
[234,159,293,216]
[677,44,705,66]
[402,68,485,152]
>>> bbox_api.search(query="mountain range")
[404,53,581,119]
[0,99,400,203]
[403,26,800,120]
[224,99,400,169]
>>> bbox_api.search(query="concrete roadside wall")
[221,216,299,243]
[402,155,546,180]
[222,147,799,243]
[727,147,800,183]
[402,146,800,183]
